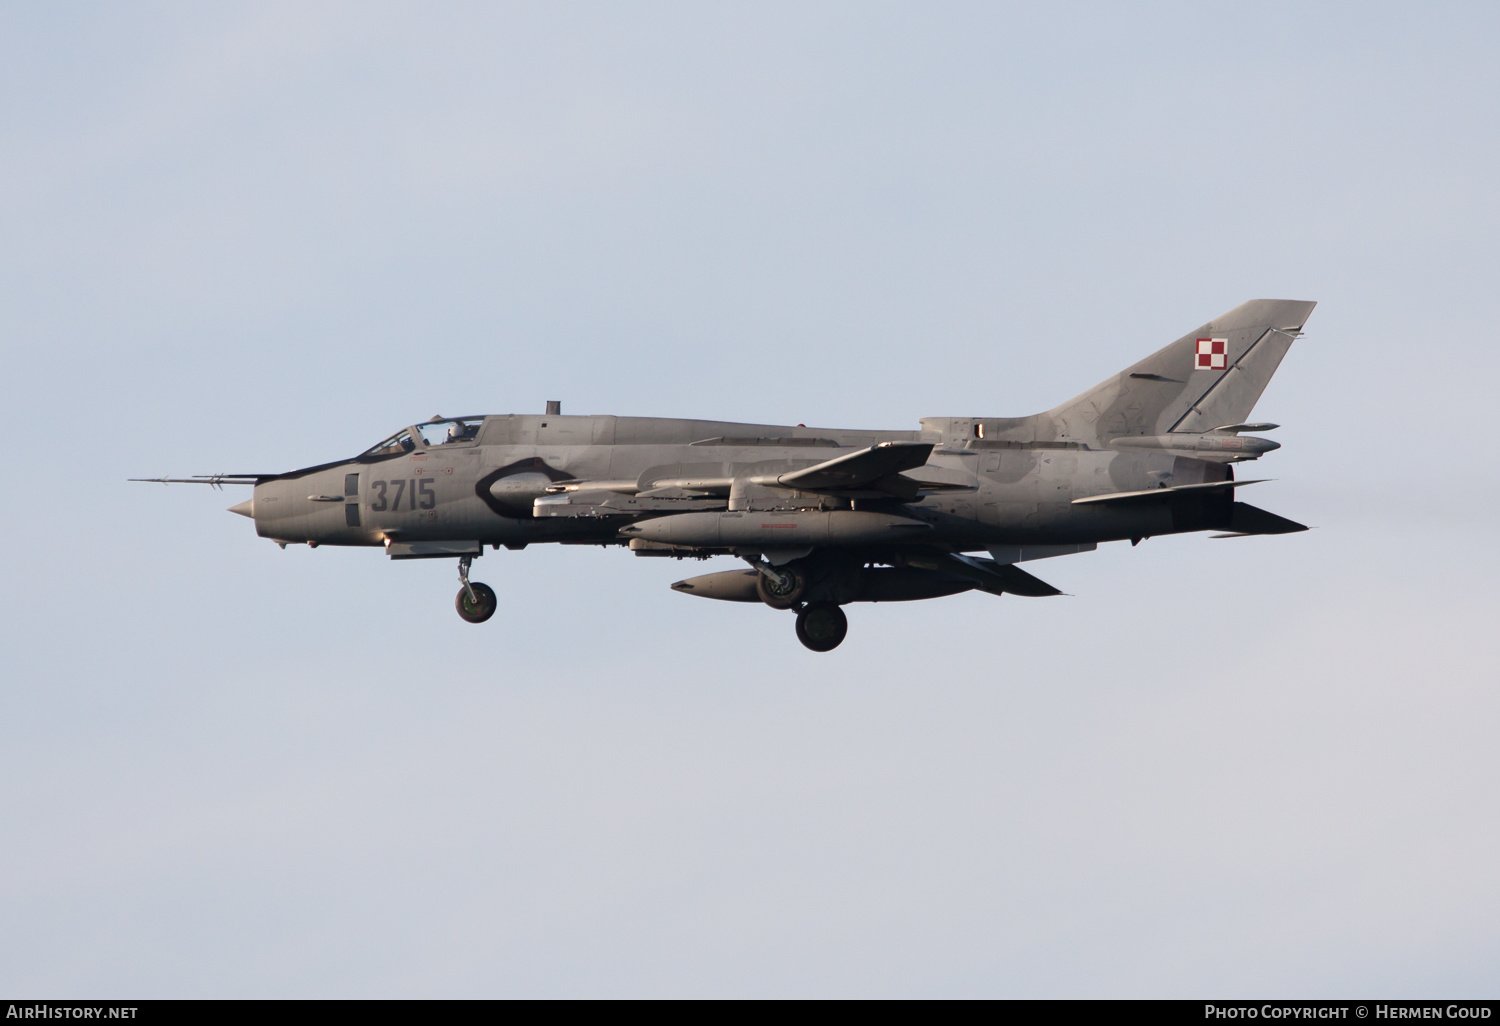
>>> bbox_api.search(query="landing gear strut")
[795,602,847,652]
[750,559,807,609]
[455,555,496,623]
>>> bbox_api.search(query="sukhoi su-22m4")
[137,299,1315,652]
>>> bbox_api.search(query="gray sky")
[1,0,1497,997]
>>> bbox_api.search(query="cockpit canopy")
[417,417,483,446]
[364,429,417,457]
[362,417,484,458]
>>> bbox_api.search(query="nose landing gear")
[794,602,847,652]
[455,555,497,623]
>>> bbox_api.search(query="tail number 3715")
[369,478,435,511]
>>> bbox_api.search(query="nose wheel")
[455,555,497,624]
[795,602,847,652]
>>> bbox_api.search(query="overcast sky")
[1,1,1497,997]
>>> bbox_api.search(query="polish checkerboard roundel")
[1196,337,1228,370]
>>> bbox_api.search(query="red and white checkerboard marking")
[1196,337,1228,370]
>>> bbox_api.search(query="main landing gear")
[455,555,496,624]
[755,562,807,609]
[748,558,849,652]
[794,602,848,652]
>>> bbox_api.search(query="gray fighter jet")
[136,299,1314,651]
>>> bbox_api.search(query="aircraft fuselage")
[247,413,1233,552]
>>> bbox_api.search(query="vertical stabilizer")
[1045,299,1316,445]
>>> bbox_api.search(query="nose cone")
[228,498,255,518]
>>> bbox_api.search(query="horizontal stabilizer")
[754,441,933,492]
[1212,501,1309,536]
[1071,479,1268,506]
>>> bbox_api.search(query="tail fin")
[1047,299,1316,444]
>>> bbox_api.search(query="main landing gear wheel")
[756,563,807,609]
[454,555,496,623]
[795,602,848,652]
[456,582,497,623]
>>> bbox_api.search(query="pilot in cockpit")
[446,421,479,444]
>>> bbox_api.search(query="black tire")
[795,602,847,652]
[456,582,497,623]
[756,564,807,609]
